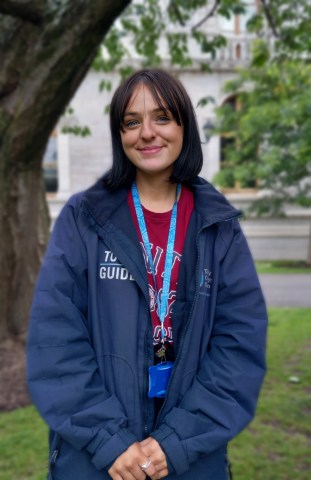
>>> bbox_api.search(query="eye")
[156,115,171,124]
[124,119,140,129]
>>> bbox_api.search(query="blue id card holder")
[148,362,174,398]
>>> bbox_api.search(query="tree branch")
[192,0,220,32]
[0,0,46,25]
[259,0,280,38]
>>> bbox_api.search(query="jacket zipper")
[49,434,61,473]
[154,226,204,429]
[154,213,241,428]
[50,449,59,466]
[143,300,153,436]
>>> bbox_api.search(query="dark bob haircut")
[104,69,203,189]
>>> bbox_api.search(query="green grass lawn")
[0,405,48,480]
[0,308,310,479]
[229,308,311,479]
[256,260,311,274]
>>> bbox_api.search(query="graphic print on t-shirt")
[140,241,182,345]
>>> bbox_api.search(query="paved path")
[259,274,311,308]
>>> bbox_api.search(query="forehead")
[124,84,167,113]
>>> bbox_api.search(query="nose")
[140,119,156,140]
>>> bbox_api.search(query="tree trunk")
[0,157,50,338]
[0,0,130,339]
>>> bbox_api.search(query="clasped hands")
[108,437,168,480]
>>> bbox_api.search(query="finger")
[129,463,147,480]
[140,437,153,447]
[108,471,123,480]
[140,438,165,458]
[122,471,140,480]
[157,467,169,478]
[149,467,169,480]
[152,451,166,466]
[122,444,149,479]
[107,465,121,480]
[140,439,164,460]
[112,467,142,480]
[140,447,166,469]
[110,459,145,480]
[142,461,158,479]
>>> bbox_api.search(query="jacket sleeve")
[27,197,137,471]
[151,220,268,475]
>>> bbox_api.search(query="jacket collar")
[80,176,240,303]
[81,176,240,230]
[191,177,241,226]
[81,178,129,228]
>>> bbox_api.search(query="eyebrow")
[123,107,169,118]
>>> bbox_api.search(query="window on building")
[43,130,58,193]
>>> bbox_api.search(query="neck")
[135,172,179,213]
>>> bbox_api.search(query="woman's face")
[120,84,183,180]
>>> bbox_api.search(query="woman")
[27,69,267,480]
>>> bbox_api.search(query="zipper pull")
[50,449,59,466]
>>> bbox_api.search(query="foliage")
[67,0,247,133]
[61,125,91,137]
[246,0,311,61]
[93,0,246,80]
[214,0,311,215]
[1,308,310,479]
[214,60,311,214]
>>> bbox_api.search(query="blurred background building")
[44,0,311,262]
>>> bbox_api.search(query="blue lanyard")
[131,182,181,344]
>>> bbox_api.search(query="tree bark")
[0,0,130,339]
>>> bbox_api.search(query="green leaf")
[61,125,92,137]
[196,96,215,108]
[246,13,264,33]
[251,40,270,68]
[99,79,112,92]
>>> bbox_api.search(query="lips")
[137,146,163,154]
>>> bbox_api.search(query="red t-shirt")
[128,185,194,350]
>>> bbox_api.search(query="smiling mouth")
[137,146,163,154]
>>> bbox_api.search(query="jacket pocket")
[97,354,137,430]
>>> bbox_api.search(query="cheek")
[169,125,183,142]
[120,131,136,150]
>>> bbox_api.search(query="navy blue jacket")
[27,177,267,479]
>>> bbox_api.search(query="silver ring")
[139,458,152,471]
